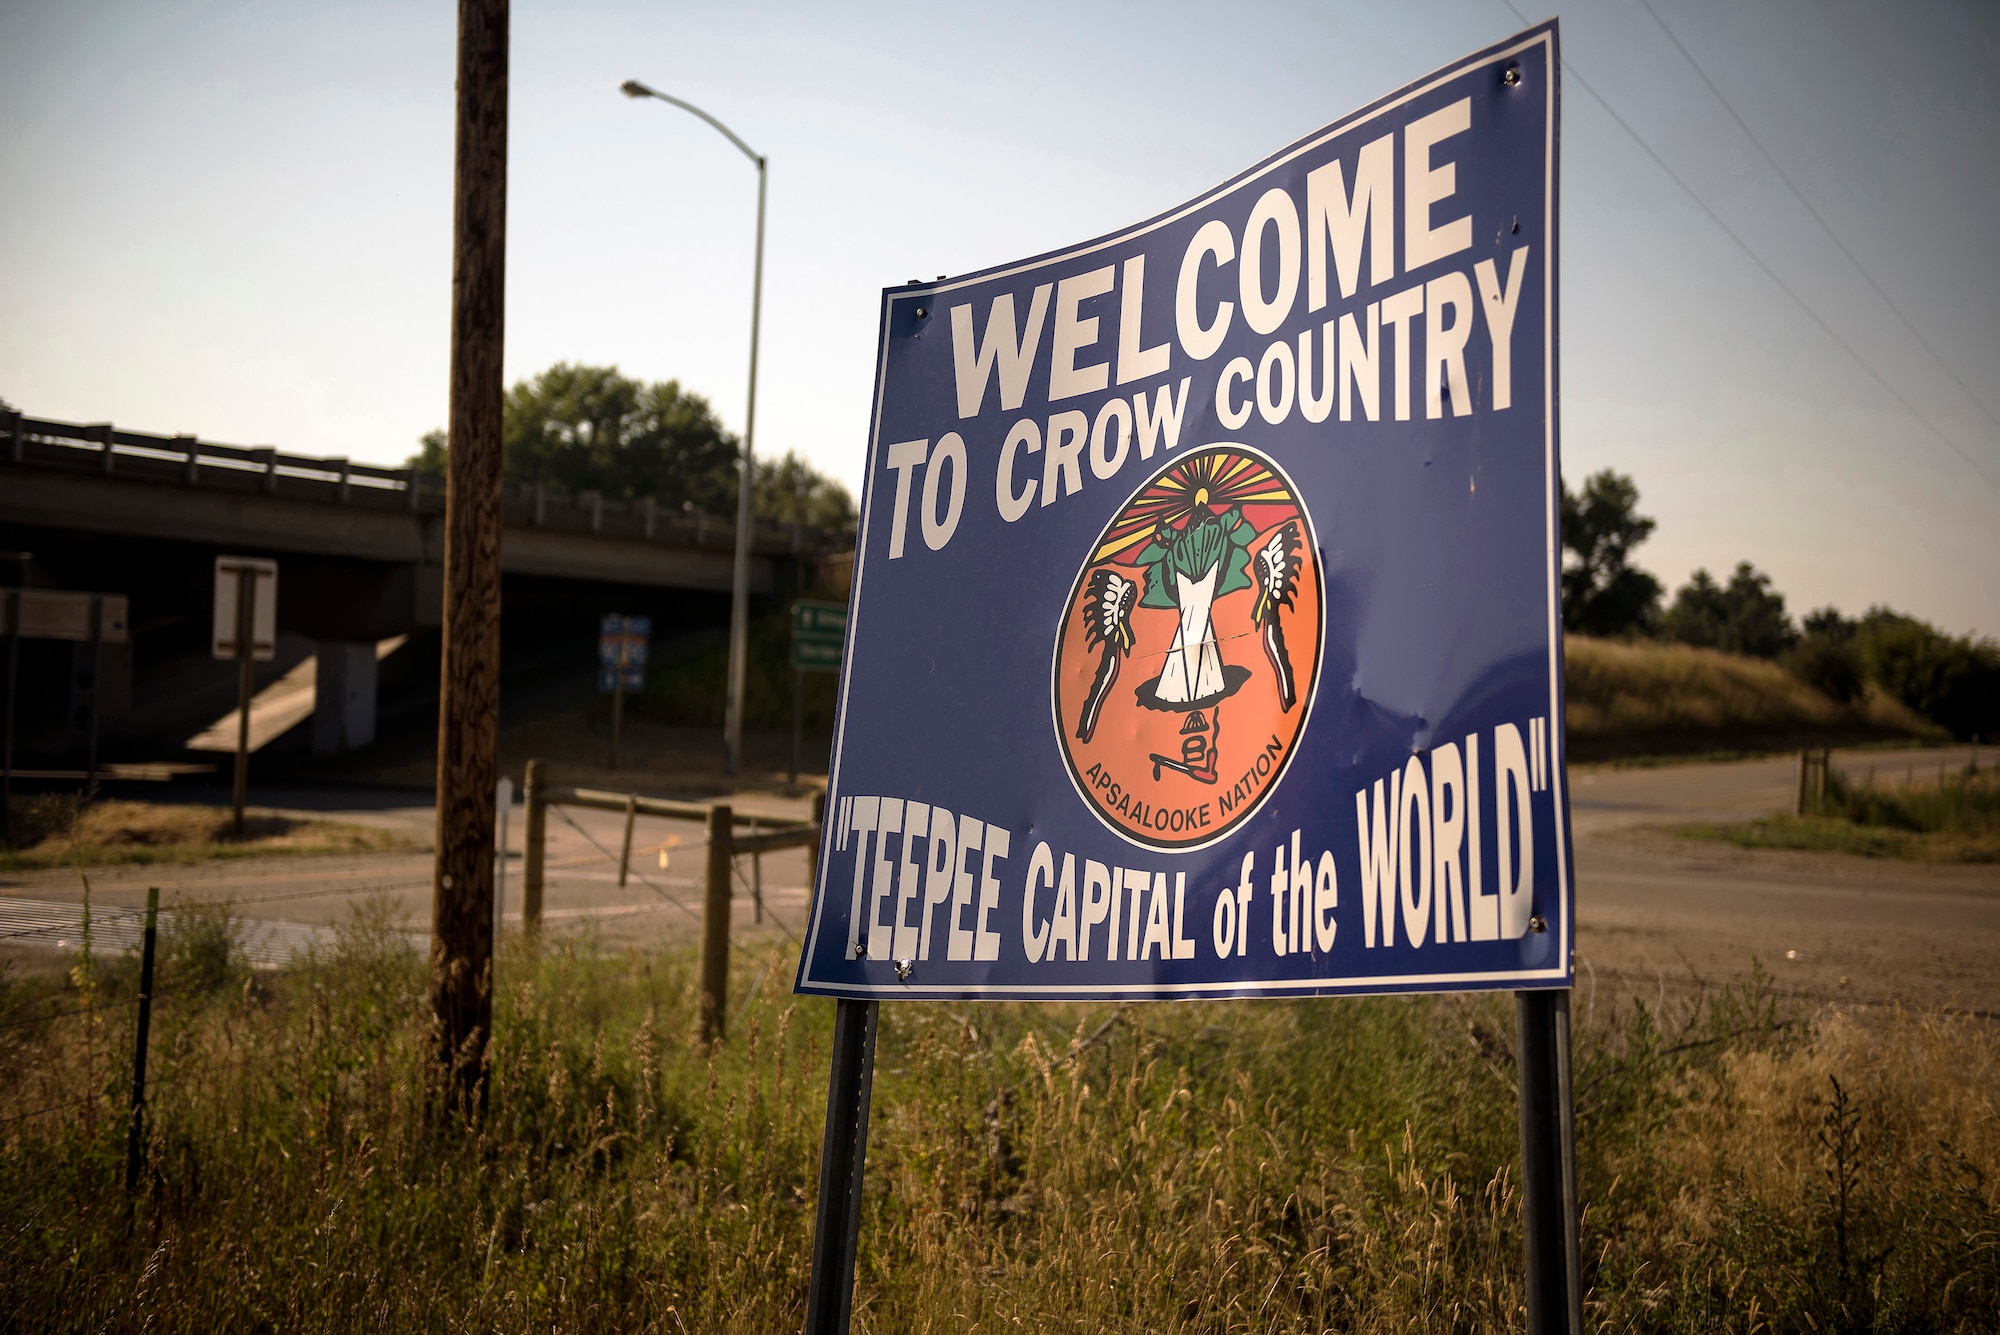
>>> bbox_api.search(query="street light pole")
[621,79,764,777]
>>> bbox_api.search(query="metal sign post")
[1517,988,1583,1333]
[212,556,276,836]
[795,24,1573,1331]
[3,589,18,843]
[494,775,514,949]
[789,600,847,787]
[802,998,878,1335]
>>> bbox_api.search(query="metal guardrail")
[2,410,849,559]
[520,760,824,1041]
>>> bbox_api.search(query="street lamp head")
[619,79,652,99]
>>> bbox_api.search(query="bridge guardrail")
[3,410,850,558]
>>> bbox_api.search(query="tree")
[1660,562,1796,658]
[1560,469,1661,636]
[1783,605,1865,703]
[412,362,855,530]
[1853,609,2000,740]
[755,451,857,534]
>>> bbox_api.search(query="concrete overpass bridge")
[2,411,849,763]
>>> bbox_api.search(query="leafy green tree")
[1660,562,1796,658]
[755,451,857,534]
[411,362,854,530]
[1560,469,1661,636]
[1801,605,1856,642]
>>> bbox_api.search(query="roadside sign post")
[232,571,253,832]
[2,589,17,842]
[494,775,514,949]
[796,25,1573,1332]
[789,600,847,786]
[598,614,650,770]
[212,556,276,836]
[802,997,878,1335]
[1518,988,1583,1332]
[83,595,103,796]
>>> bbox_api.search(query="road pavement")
[5,747,1993,1013]
[1567,744,1997,1015]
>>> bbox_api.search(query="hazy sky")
[4,1,1996,634]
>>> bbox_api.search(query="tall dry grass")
[1,907,1995,1332]
[1565,636,1939,760]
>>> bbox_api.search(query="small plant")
[157,899,243,995]
[3,791,81,850]
[1684,761,2000,862]
[1816,1074,1887,1330]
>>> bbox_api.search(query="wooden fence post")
[522,758,545,937]
[124,887,160,1195]
[618,791,637,888]
[702,804,733,1043]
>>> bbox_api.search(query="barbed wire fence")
[0,771,823,1182]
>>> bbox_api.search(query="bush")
[157,899,244,995]
[639,597,843,732]
[1853,612,2000,740]
[1563,635,1937,759]
[1814,762,2000,836]
[3,793,80,850]
[1783,634,1865,705]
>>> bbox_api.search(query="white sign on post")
[212,556,277,661]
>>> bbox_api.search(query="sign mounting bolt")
[894,958,914,981]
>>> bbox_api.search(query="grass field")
[1564,636,1939,762]
[1680,762,2000,863]
[0,797,414,871]
[2,906,1995,1332]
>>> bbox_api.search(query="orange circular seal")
[1052,445,1323,851]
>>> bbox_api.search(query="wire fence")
[0,776,823,1142]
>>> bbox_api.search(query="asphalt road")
[1568,745,1997,1014]
[5,746,1994,1013]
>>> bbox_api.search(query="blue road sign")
[599,666,644,693]
[598,614,650,690]
[797,24,1570,1003]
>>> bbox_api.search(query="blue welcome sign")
[798,23,1569,1002]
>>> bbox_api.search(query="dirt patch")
[0,798,416,871]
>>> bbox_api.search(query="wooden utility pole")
[430,0,509,1105]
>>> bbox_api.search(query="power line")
[1498,1,2000,494]
[1633,0,2000,439]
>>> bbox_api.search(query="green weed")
[1,912,1994,1332]
[1682,763,2000,862]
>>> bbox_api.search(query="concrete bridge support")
[312,641,378,755]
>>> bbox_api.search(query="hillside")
[1564,635,1942,762]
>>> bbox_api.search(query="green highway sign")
[791,599,847,672]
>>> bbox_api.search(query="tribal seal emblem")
[1052,445,1323,850]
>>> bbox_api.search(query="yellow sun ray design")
[1092,450,1295,562]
